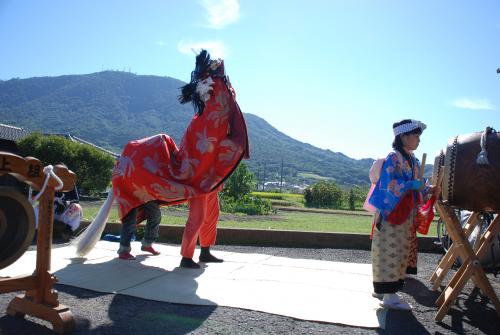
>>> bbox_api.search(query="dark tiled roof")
[0,123,30,141]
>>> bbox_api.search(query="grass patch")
[252,191,304,207]
[218,211,374,234]
[81,202,437,236]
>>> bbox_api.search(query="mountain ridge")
[0,71,373,186]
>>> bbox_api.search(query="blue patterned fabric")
[368,151,428,220]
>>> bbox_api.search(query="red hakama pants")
[180,190,220,258]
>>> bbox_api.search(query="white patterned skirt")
[371,212,414,294]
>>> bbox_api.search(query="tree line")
[18,133,115,195]
[17,133,274,214]
[303,181,368,210]
[18,133,368,212]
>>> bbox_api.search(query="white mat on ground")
[0,241,386,328]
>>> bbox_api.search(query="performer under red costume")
[111,50,249,259]
[180,187,222,268]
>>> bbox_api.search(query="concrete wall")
[80,221,443,253]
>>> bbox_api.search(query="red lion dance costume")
[74,50,249,256]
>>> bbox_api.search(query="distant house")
[262,181,307,194]
[264,181,283,190]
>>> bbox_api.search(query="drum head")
[442,137,456,203]
[442,131,500,211]
[0,187,35,270]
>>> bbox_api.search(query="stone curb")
[80,221,443,254]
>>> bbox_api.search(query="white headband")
[393,120,427,136]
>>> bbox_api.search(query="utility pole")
[280,158,283,193]
[256,166,261,191]
[263,161,267,191]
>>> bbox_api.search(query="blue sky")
[1,0,499,161]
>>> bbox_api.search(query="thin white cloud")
[177,40,227,59]
[155,41,166,46]
[452,98,495,110]
[199,0,240,29]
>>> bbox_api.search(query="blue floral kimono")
[369,151,428,223]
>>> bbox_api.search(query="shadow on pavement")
[0,257,217,334]
[402,277,440,307]
[436,287,500,335]
[76,293,216,334]
[378,310,429,334]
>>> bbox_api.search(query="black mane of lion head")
[178,50,226,115]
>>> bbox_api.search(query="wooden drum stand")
[0,152,76,333]
[429,200,500,321]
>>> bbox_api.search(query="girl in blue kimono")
[369,119,438,310]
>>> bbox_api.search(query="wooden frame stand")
[430,201,500,321]
[429,212,481,290]
[0,152,76,333]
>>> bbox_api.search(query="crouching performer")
[73,50,249,260]
[368,119,437,310]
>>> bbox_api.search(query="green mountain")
[0,71,373,186]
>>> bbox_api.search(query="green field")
[81,202,437,236]
[251,191,305,207]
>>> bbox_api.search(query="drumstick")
[418,153,427,180]
[436,168,444,189]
